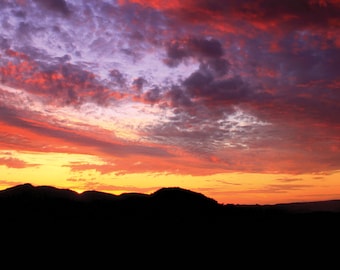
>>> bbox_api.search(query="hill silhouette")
[1,183,340,264]
[0,183,222,222]
[1,183,340,223]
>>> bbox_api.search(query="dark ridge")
[0,183,221,220]
[79,190,119,202]
[1,183,340,262]
[271,199,340,213]
[1,183,340,213]
[1,183,340,226]
[0,182,35,196]
[150,186,218,206]
[0,182,78,200]
[149,186,220,216]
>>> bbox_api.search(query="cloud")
[0,0,339,177]
[33,0,70,16]
[0,105,173,160]
[166,37,223,60]
[0,157,38,168]
[164,37,226,68]
[184,73,250,105]
[127,0,340,32]
[65,163,117,175]
[277,178,303,182]
[0,52,127,106]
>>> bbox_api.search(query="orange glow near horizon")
[0,150,339,205]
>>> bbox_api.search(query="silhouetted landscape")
[2,183,340,227]
[1,183,340,262]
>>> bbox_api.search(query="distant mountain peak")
[4,182,34,191]
[151,186,219,206]
[0,182,78,200]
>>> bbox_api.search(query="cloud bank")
[0,0,339,176]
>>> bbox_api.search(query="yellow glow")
[1,150,340,205]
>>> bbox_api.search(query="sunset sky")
[0,0,339,205]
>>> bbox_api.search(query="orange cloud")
[0,157,38,168]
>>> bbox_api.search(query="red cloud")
[120,0,340,36]
[0,157,38,168]
[0,50,127,107]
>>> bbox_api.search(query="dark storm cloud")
[33,0,70,16]
[184,72,250,105]
[164,37,226,67]
[165,86,193,108]
[204,58,230,77]
[16,22,32,40]
[239,34,340,125]
[142,87,162,104]
[11,8,26,18]
[189,37,224,58]
[162,53,249,112]
[109,69,127,88]
[162,35,245,110]
[132,77,147,92]
[0,36,10,50]
[169,0,340,32]
[164,41,190,67]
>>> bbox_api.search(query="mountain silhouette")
[0,183,221,221]
[1,183,339,264]
[1,183,340,223]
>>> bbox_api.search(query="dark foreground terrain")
[1,183,339,266]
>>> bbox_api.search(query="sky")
[0,0,339,205]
